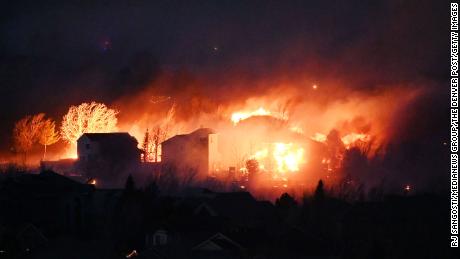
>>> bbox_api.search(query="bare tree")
[141,128,150,162]
[147,103,176,162]
[60,102,118,147]
[38,118,60,160]
[12,113,45,164]
[150,127,162,162]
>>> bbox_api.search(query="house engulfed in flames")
[160,125,310,187]
[70,108,372,188]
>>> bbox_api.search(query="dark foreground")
[0,170,453,259]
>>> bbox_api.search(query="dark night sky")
[0,0,450,166]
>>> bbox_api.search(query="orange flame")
[341,133,370,148]
[231,107,286,125]
[250,143,306,177]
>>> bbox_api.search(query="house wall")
[208,133,220,174]
[77,136,100,162]
[162,133,218,180]
[76,134,141,187]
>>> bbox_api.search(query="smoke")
[0,0,449,192]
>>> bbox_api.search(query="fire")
[311,133,327,142]
[311,132,370,148]
[61,147,78,159]
[273,143,305,173]
[253,149,268,160]
[250,143,306,176]
[231,107,270,124]
[290,126,304,134]
[341,133,370,148]
[231,107,286,125]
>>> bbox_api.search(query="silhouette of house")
[161,128,219,180]
[77,132,140,163]
[77,133,141,185]
[40,158,77,176]
[192,191,276,229]
[192,232,244,252]
[0,171,94,235]
[141,231,246,259]
[0,223,48,256]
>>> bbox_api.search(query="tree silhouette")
[246,159,259,174]
[276,193,297,209]
[125,174,135,194]
[149,105,175,162]
[144,181,158,200]
[150,127,163,162]
[246,158,259,185]
[141,128,150,162]
[314,179,325,201]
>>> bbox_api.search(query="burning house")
[161,128,220,180]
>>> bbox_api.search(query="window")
[85,144,90,150]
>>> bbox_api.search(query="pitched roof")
[192,232,244,251]
[193,192,275,225]
[0,170,93,198]
[79,132,135,142]
[161,134,187,145]
[162,128,215,145]
[190,128,215,137]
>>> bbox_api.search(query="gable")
[194,203,218,217]
[192,233,244,252]
[197,241,222,251]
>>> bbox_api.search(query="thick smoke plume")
[0,0,448,193]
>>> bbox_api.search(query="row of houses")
[0,170,280,258]
[41,128,218,188]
